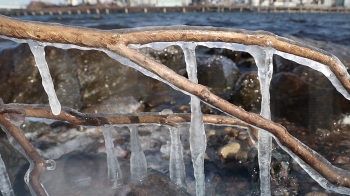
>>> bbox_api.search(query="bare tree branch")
[0,14,350,194]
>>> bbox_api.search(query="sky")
[0,0,63,6]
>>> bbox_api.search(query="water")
[14,12,350,46]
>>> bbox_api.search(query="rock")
[333,156,350,164]
[82,96,141,114]
[197,55,240,90]
[137,45,183,66]
[270,72,350,129]
[231,72,261,110]
[127,169,190,196]
[305,191,328,196]
[237,131,248,141]
[219,142,241,159]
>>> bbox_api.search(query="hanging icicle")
[102,125,123,188]
[169,125,186,189]
[28,40,61,115]
[129,125,148,183]
[180,42,206,196]
[247,46,274,196]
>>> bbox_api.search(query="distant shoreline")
[1,5,349,16]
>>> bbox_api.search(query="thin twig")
[0,102,50,196]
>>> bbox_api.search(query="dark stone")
[127,169,190,196]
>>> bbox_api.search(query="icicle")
[28,40,61,115]
[169,125,186,189]
[247,46,274,196]
[102,125,123,188]
[181,42,206,196]
[0,153,15,196]
[129,125,147,183]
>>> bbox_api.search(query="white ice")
[246,45,274,196]
[0,154,15,196]
[28,40,61,115]
[129,125,148,183]
[180,42,206,196]
[102,125,123,188]
[169,125,186,189]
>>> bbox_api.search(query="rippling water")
[16,12,350,45]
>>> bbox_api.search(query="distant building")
[345,0,350,6]
[28,1,57,9]
[83,0,98,4]
[156,0,183,6]
[66,0,79,5]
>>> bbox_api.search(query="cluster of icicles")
[1,34,350,196]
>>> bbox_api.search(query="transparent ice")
[181,42,207,196]
[129,125,148,183]
[28,40,61,115]
[169,125,186,189]
[246,46,274,196]
[102,126,123,188]
[0,154,15,196]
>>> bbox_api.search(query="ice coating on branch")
[169,126,186,189]
[129,125,148,183]
[273,135,350,195]
[247,46,274,196]
[181,42,206,196]
[275,51,350,100]
[129,42,174,51]
[0,154,15,196]
[28,40,61,115]
[102,126,123,188]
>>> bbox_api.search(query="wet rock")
[333,156,350,164]
[0,44,46,105]
[197,55,240,90]
[127,169,190,196]
[231,72,261,110]
[82,95,141,114]
[237,131,248,141]
[219,142,241,159]
[137,45,183,67]
[270,71,350,129]
[0,138,28,188]
[67,48,151,108]
[305,191,328,196]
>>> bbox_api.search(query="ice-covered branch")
[0,99,54,196]
[1,15,350,194]
[0,153,14,196]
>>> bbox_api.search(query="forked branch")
[0,14,350,194]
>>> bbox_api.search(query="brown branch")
[0,15,350,190]
[0,16,348,95]
[0,102,51,196]
[9,104,257,134]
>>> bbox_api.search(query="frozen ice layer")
[102,126,123,188]
[0,154,15,196]
[129,125,148,183]
[169,126,186,189]
[246,46,274,196]
[181,43,206,196]
[28,40,61,115]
